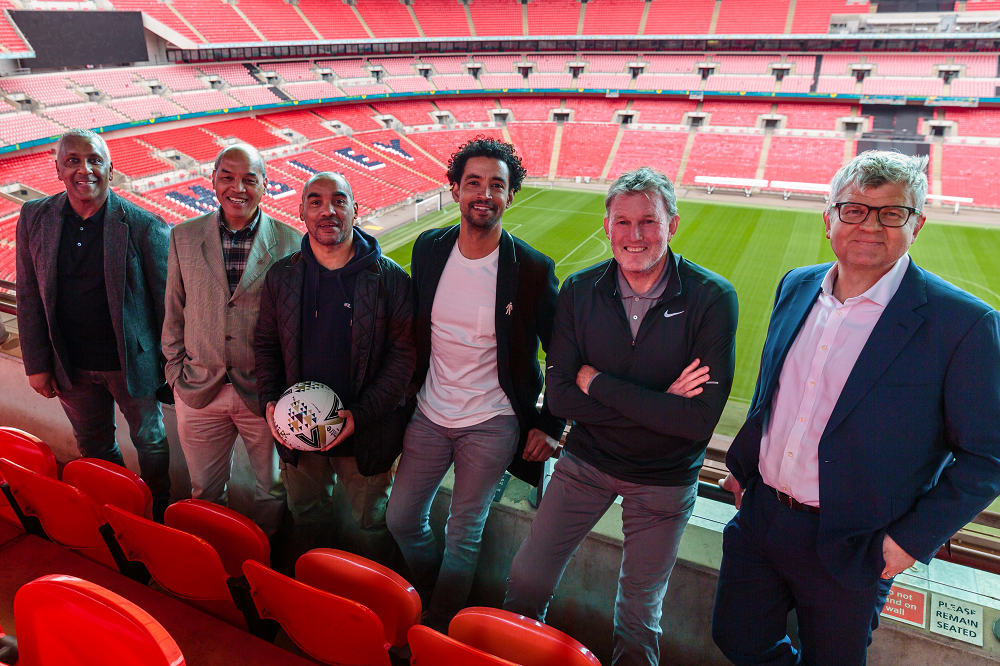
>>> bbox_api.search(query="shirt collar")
[61,197,108,225]
[617,256,671,300]
[822,253,910,307]
[219,208,260,236]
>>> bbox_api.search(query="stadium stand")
[961,0,1000,10]
[295,0,369,39]
[643,54,703,74]
[280,150,408,212]
[705,75,776,93]
[565,98,625,122]
[0,150,62,194]
[606,130,688,180]
[819,54,861,76]
[141,126,222,163]
[944,107,1000,136]
[421,55,469,74]
[259,109,334,140]
[682,133,766,184]
[104,137,174,179]
[763,136,849,185]
[266,62,318,83]
[110,0,205,43]
[507,122,556,177]
[529,54,573,73]
[201,118,289,150]
[528,73,573,88]
[406,128,506,165]
[865,55,942,77]
[815,76,857,94]
[480,74,525,89]
[432,75,481,91]
[198,64,259,87]
[0,112,62,145]
[110,96,187,122]
[468,0,524,37]
[235,0,317,41]
[790,0,869,33]
[112,187,186,225]
[370,58,418,76]
[476,55,521,73]
[319,59,369,80]
[784,55,817,75]
[385,76,435,93]
[715,0,790,34]
[861,77,944,96]
[0,0,27,53]
[556,123,618,179]
[939,144,1000,207]
[340,83,390,97]
[642,0,714,34]
[355,0,420,38]
[629,98,698,123]
[701,101,772,127]
[314,136,440,193]
[712,56,778,75]
[0,75,81,107]
[170,90,241,114]
[635,74,704,90]
[777,102,856,129]
[312,105,384,132]
[372,100,437,126]
[168,0,260,44]
[42,103,128,130]
[432,97,495,122]
[411,0,472,38]
[779,76,815,93]
[135,66,210,92]
[949,79,1000,97]
[499,97,556,121]
[350,129,447,184]
[226,86,283,107]
[68,70,147,99]
[281,81,342,101]
[526,0,580,36]
[584,55,635,73]
[577,73,632,89]
[953,54,998,78]
[582,0,644,36]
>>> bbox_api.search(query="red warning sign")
[881,585,926,628]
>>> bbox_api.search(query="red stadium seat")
[449,607,602,666]
[407,625,517,666]
[63,458,153,521]
[242,559,392,665]
[0,427,56,528]
[102,503,246,628]
[294,548,420,649]
[14,574,185,666]
[164,499,270,579]
[0,458,117,569]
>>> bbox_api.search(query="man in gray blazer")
[162,144,301,537]
[16,129,172,521]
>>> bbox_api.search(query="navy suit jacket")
[727,259,1000,590]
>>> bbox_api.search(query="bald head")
[214,143,267,179]
[212,143,268,230]
[302,171,353,204]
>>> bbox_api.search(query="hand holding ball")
[272,382,345,451]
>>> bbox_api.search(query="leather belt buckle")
[772,486,820,515]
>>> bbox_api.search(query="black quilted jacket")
[254,231,415,475]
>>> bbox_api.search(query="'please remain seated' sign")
[929,593,984,647]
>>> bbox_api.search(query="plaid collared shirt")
[219,209,260,295]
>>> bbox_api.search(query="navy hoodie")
[300,227,380,457]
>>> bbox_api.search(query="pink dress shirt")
[758,255,910,507]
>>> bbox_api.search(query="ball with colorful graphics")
[273,382,344,451]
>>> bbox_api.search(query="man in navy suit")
[712,150,1000,665]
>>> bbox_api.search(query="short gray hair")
[302,171,353,203]
[56,128,109,159]
[605,166,678,218]
[214,143,267,179]
[829,150,928,211]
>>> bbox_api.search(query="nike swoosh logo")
[663,310,684,318]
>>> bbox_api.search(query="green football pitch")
[379,186,1000,437]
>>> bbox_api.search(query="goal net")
[414,193,442,222]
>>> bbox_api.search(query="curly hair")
[446,136,527,193]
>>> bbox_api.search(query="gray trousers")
[504,452,697,666]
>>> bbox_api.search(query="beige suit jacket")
[162,209,302,416]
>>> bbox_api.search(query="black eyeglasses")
[832,202,920,228]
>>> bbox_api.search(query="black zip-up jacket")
[254,228,415,476]
[547,251,739,486]
[409,225,564,487]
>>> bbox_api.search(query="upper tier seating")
[582,0,643,35]
[421,55,469,74]
[142,127,222,162]
[861,77,944,96]
[777,102,855,129]
[169,0,260,44]
[266,61,318,82]
[865,55,943,77]
[763,136,848,185]
[312,104,384,132]
[635,74,703,90]
[319,59,369,80]
[499,97,555,121]
[815,76,857,94]
[0,112,62,145]
[468,0,523,37]
[565,97,625,122]
[170,90,241,114]
[819,54,861,75]
[432,75,482,91]
[104,137,173,178]
[629,98,698,123]
[355,0,419,38]
[0,75,81,106]
[135,66,209,92]
[526,0,580,36]
[0,150,62,194]
[584,55,635,73]
[953,54,998,78]
[480,74,525,89]
[682,133,766,184]
[202,118,289,150]
[282,81,342,101]
[110,96,187,122]
[702,101,772,127]
[643,0,714,34]
[556,123,618,179]
[42,103,128,129]
[370,58,418,76]
[784,55,817,75]
[372,100,437,126]
[340,83,390,97]
[198,64,258,87]
[712,56,777,75]
[296,0,369,38]
[433,97,496,122]
[236,0,317,41]
[412,0,472,37]
[705,75,776,93]
[528,73,573,88]
[226,86,283,106]
[529,54,572,73]
[779,76,815,93]
[950,79,1000,97]
[506,122,556,176]
[715,0,789,33]
[385,76,435,94]
[0,0,27,53]
[68,70,147,99]
[577,73,632,89]
[643,54,703,73]
[791,0,869,33]
[259,109,333,139]
[110,0,204,43]
[475,55,520,73]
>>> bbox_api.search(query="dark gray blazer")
[15,190,171,398]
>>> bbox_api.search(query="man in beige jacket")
[162,144,301,537]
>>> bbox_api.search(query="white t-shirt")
[417,243,515,428]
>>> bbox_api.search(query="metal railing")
[0,279,14,316]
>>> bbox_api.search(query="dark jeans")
[58,368,171,520]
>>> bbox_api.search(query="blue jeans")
[58,368,170,520]
[386,408,519,632]
[504,453,697,666]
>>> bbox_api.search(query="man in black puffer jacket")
[254,171,414,565]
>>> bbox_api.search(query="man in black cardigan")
[386,137,563,631]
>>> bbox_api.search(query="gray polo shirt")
[617,261,671,339]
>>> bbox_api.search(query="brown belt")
[770,486,820,515]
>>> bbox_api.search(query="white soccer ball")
[273,382,344,451]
